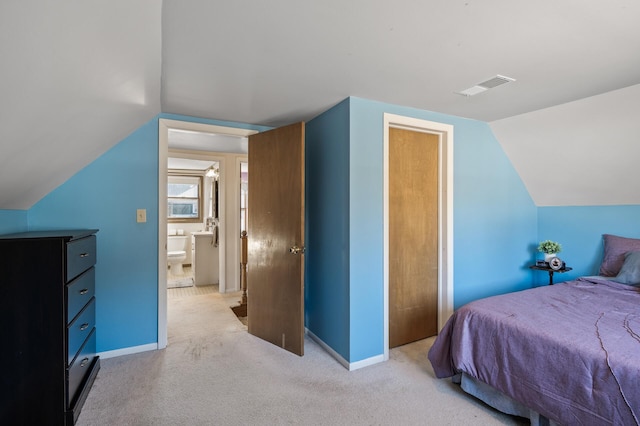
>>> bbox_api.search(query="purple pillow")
[599,234,640,277]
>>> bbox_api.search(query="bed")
[428,234,640,425]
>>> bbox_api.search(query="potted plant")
[538,240,562,262]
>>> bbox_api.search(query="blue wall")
[0,210,28,234]
[304,97,537,363]
[451,114,539,304]
[537,205,640,285]
[29,120,160,351]
[28,113,269,352]
[347,97,537,362]
[21,100,636,364]
[305,99,351,360]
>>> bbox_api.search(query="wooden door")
[247,122,305,356]
[389,128,439,348]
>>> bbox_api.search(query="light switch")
[137,209,147,223]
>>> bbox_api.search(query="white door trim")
[383,113,454,360]
[158,119,257,349]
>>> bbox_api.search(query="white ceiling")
[1,1,639,209]
[491,84,640,206]
[168,129,248,154]
[161,0,640,126]
[167,157,218,171]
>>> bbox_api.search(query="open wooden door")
[247,122,305,356]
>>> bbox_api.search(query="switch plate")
[137,209,147,223]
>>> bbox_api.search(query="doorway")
[383,114,454,360]
[158,119,258,349]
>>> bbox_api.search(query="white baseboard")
[305,329,384,371]
[98,343,158,359]
[348,353,385,371]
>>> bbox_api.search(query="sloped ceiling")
[1,1,640,209]
[0,1,162,209]
[491,84,640,206]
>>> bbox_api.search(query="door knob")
[289,245,305,255]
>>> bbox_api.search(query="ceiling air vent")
[456,74,515,97]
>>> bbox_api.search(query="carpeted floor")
[76,289,527,426]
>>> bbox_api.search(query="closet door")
[389,128,439,347]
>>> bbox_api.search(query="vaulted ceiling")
[2,0,639,209]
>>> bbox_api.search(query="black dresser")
[0,229,100,425]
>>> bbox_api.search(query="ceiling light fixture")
[456,75,516,97]
[205,167,219,179]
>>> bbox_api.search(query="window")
[168,175,202,222]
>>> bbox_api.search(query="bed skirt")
[457,373,560,426]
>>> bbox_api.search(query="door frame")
[383,113,454,360]
[158,119,257,349]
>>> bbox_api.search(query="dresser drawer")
[67,267,95,324]
[67,327,96,409]
[66,235,96,281]
[67,297,96,366]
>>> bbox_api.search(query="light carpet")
[76,290,527,426]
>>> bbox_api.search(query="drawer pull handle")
[79,288,89,295]
[80,323,89,331]
[80,357,90,367]
[79,253,90,258]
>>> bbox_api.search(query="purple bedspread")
[428,277,640,425]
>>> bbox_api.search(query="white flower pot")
[544,253,557,262]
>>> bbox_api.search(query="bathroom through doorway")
[167,156,221,289]
[158,119,258,349]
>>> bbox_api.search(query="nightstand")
[529,264,573,285]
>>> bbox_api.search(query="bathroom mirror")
[168,174,203,222]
